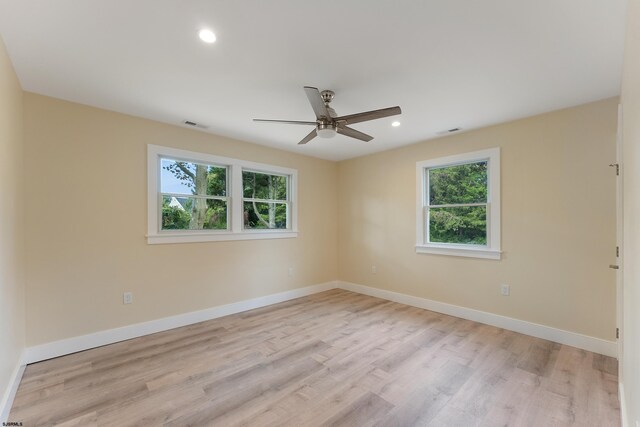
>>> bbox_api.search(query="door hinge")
[609,163,619,176]
[616,246,620,257]
[616,328,619,339]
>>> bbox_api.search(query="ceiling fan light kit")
[317,123,337,138]
[254,86,401,145]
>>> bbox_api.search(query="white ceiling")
[0,0,628,161]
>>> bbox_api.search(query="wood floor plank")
[9,290,620,426]
[375,359,473,426]
[319,391,393,427]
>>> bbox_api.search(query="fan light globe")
[317,127,337,138]
[317,123,337,138]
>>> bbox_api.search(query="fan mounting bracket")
[320,90,335,105]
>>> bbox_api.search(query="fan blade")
[336,125,373,142]
[334,106,401,125]
[298,128,318,145]
[253,119,317,125]
[304,86,331,120]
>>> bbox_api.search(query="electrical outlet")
[123,292,133,304]
[500,284,510,296]
[288,267,294,277]
[371,265,377,274]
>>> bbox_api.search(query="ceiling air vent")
[183,120,209,129]
[436,127,462,136]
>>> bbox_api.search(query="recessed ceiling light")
[392,121,401,127]
[198,29,216,44]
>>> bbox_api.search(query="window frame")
[415,147,501,260]
[148,145,298,244]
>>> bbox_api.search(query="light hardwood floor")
[10,289,620,426]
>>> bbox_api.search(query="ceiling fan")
[253,86,402,145]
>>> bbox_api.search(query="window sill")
[148,230,298,244]
[415,244,501,260]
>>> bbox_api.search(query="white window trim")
[147,144,298,244]
[415,147,501,260]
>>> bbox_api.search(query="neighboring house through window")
[416,147,501,259]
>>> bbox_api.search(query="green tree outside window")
[427,161,488,245]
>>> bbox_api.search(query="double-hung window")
[160,159,228,231]
[416,147,501,259]
[148,145,297,244]
[242,170,290,230]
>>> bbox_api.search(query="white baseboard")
[25,281,338,364]
[620,382,628,427]
[23,279,616,366]
[0,351,26,423]
[337,281,617,358]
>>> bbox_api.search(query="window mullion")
[231,165,243,233]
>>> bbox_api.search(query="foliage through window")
[148,145,298,244]
[242,171,289,229]
[160,159,228,230]
[428,162,487,245]
[416,148,501,259]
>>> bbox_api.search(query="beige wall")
[621,0,640,423]
[18,63,621,360]
[0,36,25,408]
[23,93,338,346]
[338,98,618,340]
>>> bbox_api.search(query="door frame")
[615,103,624,367]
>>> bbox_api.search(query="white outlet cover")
[500,284,510,296]
[123,292,133,304]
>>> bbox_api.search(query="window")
[242,171,290,230]
[416,148,501,259]
[160,159,228,231]
[148,145,297,244]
